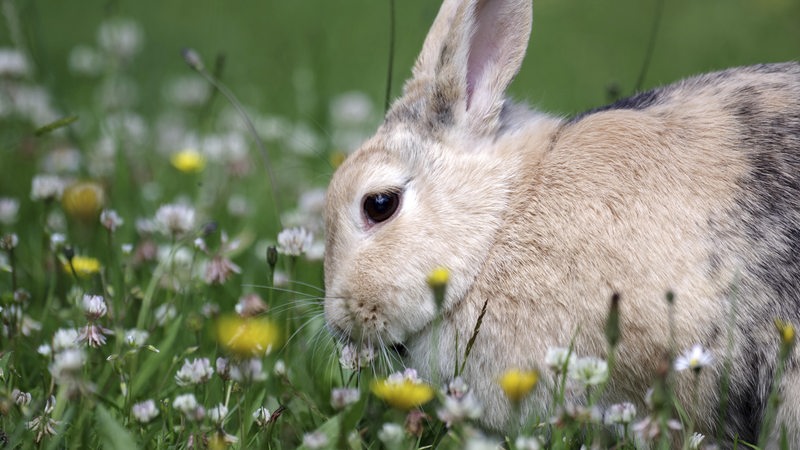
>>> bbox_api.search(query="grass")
[0,0,798,448]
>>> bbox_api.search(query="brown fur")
[324,0,800,446]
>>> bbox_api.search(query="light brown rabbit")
[323,0,800,445]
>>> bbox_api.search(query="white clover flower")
[464,433,502,450]
[154,304,177,326]
[175,358,214,386]
[12,389,32,406]
[331,388,360,410]
[30,174,67,201]
[0,197,20,225]
[674,344,713,372]
[273,359,286,376]
[42,147,82,174]
[172,393,199,414]
[37,344,52,357]
[163,75,211,107]
[124,329,149,347]
[121,243,133,255]
[100,209,124,231]
[276,226,313,256]
[437,377,482,426]
[49,233,66,251]
[52,328,79,351]
[132,399,159,423]
[544,346,575,373]
[378,422,404,444]
[339,342,374,371]
[229,358,267,383]
[515,436,542,450]
[302,431,329,449]
[82,294,108,320]
[604,402,637,425]
[97,18,143,59]
[50,348,87,381]
[154,203,196,237]
[68,45,105,76]
[568,356,609,387]
[0,48,30,76]
[253,407,271,427]
[208,403,228,424]
[436,391,482,427]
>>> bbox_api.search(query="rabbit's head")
[324,0,551,348]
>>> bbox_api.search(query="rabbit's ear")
[406,0,532,136]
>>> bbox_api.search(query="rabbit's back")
[488,61,800,442]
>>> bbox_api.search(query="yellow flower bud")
[498,368,539,403]
[62,181,105,221]
[427,266,450,289]
[63,255,102,278]
[170,149,206,173]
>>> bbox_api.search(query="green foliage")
[0,0,797,449]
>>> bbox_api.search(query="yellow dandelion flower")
[371,375,435,411]
[498,368,539,403]
[329,150,346,169]
[216,315,281,357]
[62,181,105,220]
[170,149,206,173]
[427,266,450,289]
[64,255,102,278]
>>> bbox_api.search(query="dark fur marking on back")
[568,88,665,124]
[722,65,800,443]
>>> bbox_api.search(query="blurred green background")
[6,0,799,122]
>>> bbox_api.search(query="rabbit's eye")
[363,192,400,224]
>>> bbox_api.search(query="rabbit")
[323,0,800,445]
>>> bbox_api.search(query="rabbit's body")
[323,0,800,445]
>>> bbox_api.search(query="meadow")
[0,0,799,448]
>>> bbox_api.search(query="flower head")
[173,393,204,421]
[339,342,375,371]
[331,388,360,410]
[132,399,159,423]
[63,255,101,278]
[175,358,214,386]
[216,315,280,357]
[0,197,20,225]
[568,356,609,386]
[62,181,105,220]
[124,329,149,347]
[82,294,108,320]
[498,368,539,403]
[371,369,435,411]
[154,203,196,237]
[100,209,124,231]
[276,227,313,256]
[252,407,271,427]
[437,378,482,426]
[170,149,206,173]
[31,174,67,201]
[775,319,796,345]
[674,345,713,373]
[544,347,575,373]
[604,402,637,425]
[208,403,228,424]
